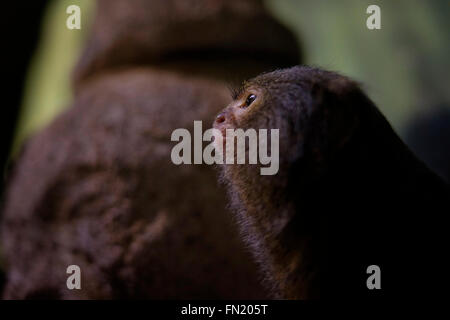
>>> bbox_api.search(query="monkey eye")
[242,94,256,108]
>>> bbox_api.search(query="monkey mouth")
[213,122,233,140]
[214,126,228,147]
[218,126,228,139]
[212,123,234,153]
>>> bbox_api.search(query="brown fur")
[3,69,266,299]
[1,0,301,299]
[214,66,449,299]
[73,0,300,88]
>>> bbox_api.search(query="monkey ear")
[305,79,363,168]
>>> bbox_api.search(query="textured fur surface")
[214,66,449,299]
[73,0,300,88]
[1,0,301,299]
[2,69,268,299]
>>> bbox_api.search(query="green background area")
[266,0,450,131]
[11,0,94,157]
[12,0,450,156]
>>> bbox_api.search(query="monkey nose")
[215,113,226,124]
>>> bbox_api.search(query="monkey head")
[213,66,367,185]
[212,66,375,249]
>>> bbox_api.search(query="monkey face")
[214,66,366,174]
[214,86,265,137]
